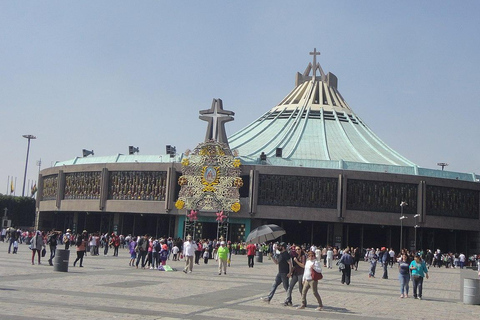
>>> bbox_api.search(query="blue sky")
[1,1,480,195]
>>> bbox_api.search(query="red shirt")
[247,243,256,255]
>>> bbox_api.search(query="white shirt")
[459,254,465,262]
[327,249,333,259]
[303,259,322,281]
[183,240,197,257]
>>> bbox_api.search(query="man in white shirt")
[389,248,395,267]
[459,253,466,269]
[326,247,334,269]
[183,235,197,273]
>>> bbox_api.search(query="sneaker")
[150,267,153,270]
[183,270,187,273]
[418,297,422,300]
[283,301,292,307]
[400,294,404,298]
[296,305,305,310]
[261,297,270,303]
[316,306,323,311]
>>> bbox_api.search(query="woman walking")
[73,233,87,267]
[409,253,429,299]
[297,251,323,311]
[285,246,306,306]
[31,230,45,265]
[398,253,411,298]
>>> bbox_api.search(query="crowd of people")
[3,226,480,309]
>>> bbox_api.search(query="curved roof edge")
[240,156,479,183]
[53,153,479,183]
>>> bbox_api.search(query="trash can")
[463,278,480,305]
[256,250,263,263]
[54,249,70,272]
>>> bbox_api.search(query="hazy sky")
[1,1,480,195]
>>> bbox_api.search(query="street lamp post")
[414,214,420,252]
[22,135,36,197]
[399,201,408,253]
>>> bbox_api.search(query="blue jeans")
[399,273,410,295]
[412,276,424,298]
[286,273,303,303]
[267,273,289,301]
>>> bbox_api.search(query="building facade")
[36,50,480,254]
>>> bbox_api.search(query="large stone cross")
[309,48,321,80]
[199,98,235,145]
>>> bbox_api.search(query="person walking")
[216,241,229,275]
[261,242,293,303]
[339,247,354,285]
[410,253,429,299]
[246,242,256,268]
[73,232,87,267]
[63,229,71,250]
[381,247,389,279]
[31,230,45,265]
[285,246,306,306]
[46,230,59,266]
[8,227,17,254]
[297,251,323,311]
[135,234,149,269]
[398,253,411,298]
[183,235,197,273]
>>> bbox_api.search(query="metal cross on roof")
[309,48,321,80]
[199,98,235,145]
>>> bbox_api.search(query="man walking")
[261,242,293,303]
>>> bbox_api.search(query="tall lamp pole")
[22,135,36,197]
[399,201,408,253]
[414,214,420,252]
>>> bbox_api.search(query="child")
[172,245,179,261]
[368,249,378,278]
[203,248,209,264]
[13,240,18,254]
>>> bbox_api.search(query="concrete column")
[113,212,120,235]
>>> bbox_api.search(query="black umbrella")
[246,224,286,243]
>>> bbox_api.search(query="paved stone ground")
[0,242,478,320]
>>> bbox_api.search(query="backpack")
[154,241,161,252]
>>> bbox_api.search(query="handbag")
[336,261,346,270]
[41,248,46,257]
[311,268,323,281]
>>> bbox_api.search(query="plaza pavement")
[0,242,478,320]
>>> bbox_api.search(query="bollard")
[463,278,480,305]
[53,249,70,272]
[256,250,263,263]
